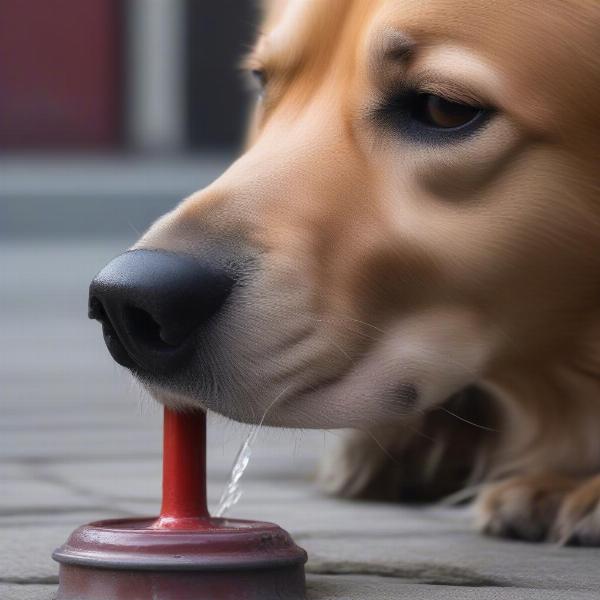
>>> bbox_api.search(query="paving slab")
[0,584,57,600]
[306,576,600,600]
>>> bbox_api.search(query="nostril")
[88,295,139,370]
[88,296,107,322]
[124,306,179,350]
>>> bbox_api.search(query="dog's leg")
[318,387,497,502]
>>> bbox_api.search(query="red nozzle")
[152,407,211,529]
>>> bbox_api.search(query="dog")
[89,0,600,546]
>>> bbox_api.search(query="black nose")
[88,249,233,373]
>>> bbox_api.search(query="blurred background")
[1,0,259,239]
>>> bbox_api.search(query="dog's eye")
[412,94,481,129]
[374,90,492,144]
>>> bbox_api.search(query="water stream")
[214,388,289,517]
[215,425,259,517]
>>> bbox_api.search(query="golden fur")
[135,0,600,544]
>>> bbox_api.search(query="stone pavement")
[2,239,600,600]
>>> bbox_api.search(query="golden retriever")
[90,0,600,546]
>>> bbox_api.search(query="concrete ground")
[3,236,600,599]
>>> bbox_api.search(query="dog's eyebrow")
[372,29,415,67]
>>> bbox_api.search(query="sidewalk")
[2,239,600,600]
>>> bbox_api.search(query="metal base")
[53,517,307,600]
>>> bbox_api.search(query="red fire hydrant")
[53,408,307,599]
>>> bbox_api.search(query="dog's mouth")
[93,307,482,430]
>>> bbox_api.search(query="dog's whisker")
[362,428,405,467]
[437,406,498,432]
[403,422,436,443]
[126,221,142,236]
[328,338,354,361]
[312,316,381,341]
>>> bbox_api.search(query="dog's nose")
[88,249,233,372]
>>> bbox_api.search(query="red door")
[0,0,122,149]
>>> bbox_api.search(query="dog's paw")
[316,413,485,503]
[550,475,600,546]
[317,390,498,503]
[476,474,576,542]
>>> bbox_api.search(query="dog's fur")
[134,0,600,545]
